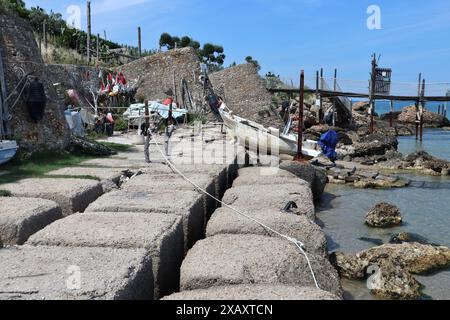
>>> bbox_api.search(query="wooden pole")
[415,73,422,140]
[315,70,320,123]
[87,1,91,64]
[333,68,337,127]
[320,68,324,123]
[420,79,426,142]
[294,70,305,162]
[173,70,178,104]
[144,100,151,163]
[138,27,142,57]
[369,54,377,134]
[43,20,47,50]
[96,33,100,63]
[389,100,394,127]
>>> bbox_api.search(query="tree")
[157,33,226,71]
[200,43,226,71]
[159,32,174,49]
[245,56,261,71]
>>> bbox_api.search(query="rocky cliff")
[116,47,203,105]
[209,63,283,129]
[0,13,70,154]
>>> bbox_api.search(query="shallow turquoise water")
[398,129,450,160]
[317,129,450,300]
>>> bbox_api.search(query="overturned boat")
[219,104,322,158]
[0,140,18,165]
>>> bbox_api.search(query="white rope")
[149,131,321,290]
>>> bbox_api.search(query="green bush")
[114,117,128,132]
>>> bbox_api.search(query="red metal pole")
[295,70,305,162]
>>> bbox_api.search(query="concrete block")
[28,212,183,299]
[162,284,341,300]
[206,207,327,257]
[121,173,218,230]
[80,158,145,168]
[86,190,204,251]
[46,166,126,192]
[141,163,229,205]
[0,245,153,300]
[0,178,104,216]
[233,167,308,187]
[180,234,342,297]
[222,184,315,220]
[0,197,62,245]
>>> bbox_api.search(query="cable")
[149,131,321,290]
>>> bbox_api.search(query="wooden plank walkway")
[268,87,450,102]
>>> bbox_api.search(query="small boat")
[0,140,18,165]
[219,104,322,158]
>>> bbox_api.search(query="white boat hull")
[219,105,322,158]
[0,141,18,165]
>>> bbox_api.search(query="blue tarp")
[319,130,339,161]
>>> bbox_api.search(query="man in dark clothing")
[24,77,47,123]
[207,93,223,122]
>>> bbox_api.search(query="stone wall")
[0,13,70,153]
[209,63,284,129]
[116,47,203,104]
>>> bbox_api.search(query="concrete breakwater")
[0,126,342,300]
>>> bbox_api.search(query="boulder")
[180,234,342,296]
[396,125,415,136]
[352,101,370,112]
[365,203,403,228]
[368,261,422,300]
[279,161,327,201]
[332,243,450,278]
[162,285,341,300]
[398,105,450,127]
[354,177,409,189]
[402,151,450,175]
[389,232,437,246]
[330,251,368,280]
[352,133,398,158]
[357,243,450,275]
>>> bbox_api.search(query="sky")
[24,0,450,88]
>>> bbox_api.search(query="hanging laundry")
[116,72,127,85]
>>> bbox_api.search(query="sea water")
[317,122,450,300]
[370,100,449,120]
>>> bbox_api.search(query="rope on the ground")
[149,132,321,290]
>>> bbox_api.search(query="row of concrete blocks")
[0,159,238,300]
[162,167,343,300]
[0,163,140,246]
